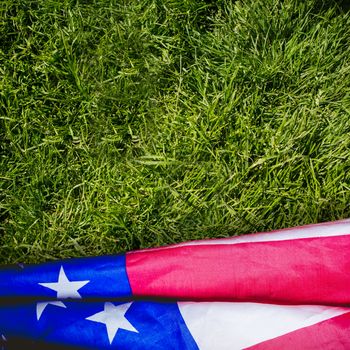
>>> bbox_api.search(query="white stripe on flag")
[178,302,348,350]
[176,219,350,247]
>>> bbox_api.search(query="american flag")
[1,219,350,349]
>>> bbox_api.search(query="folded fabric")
[1,219,350,349]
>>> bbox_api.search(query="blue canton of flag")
[0,255,131,299]
[0,255,198,349]
[0,301,199,349]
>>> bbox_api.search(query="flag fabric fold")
[1,219,350,349]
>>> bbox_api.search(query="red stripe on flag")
[126,235,350,304]
[246,312,350,350]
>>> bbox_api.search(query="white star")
[38,266,89,299]
[86,302,138,344]
[36,301,66,320]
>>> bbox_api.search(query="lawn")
[1,0,350,263]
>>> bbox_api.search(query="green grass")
[1,0,350,263]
